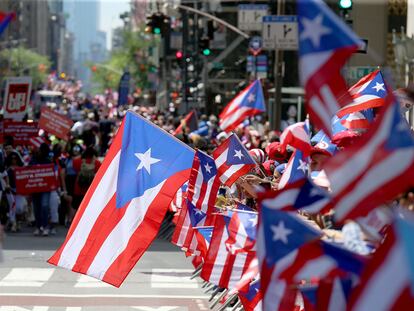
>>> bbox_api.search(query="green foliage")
[90,27,159,94]
[0,47,51,88]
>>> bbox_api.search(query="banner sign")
[3,121,38,145]
[15,164,57,195]
[39,106,73,140]
[3,76,32,120]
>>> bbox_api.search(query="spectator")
[30,143,52,236]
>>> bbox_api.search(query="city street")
[0,228,209,311]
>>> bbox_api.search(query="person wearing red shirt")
[72,147,101,211]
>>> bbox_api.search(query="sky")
[99,0,130,49]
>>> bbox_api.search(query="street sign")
[262,15,298,50]
[238,4,269,31]
[3,76,32,121]
[347,66,377,81]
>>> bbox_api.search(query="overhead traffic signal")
[175,50,183,59]
[339,0,353,10]
[145,13,170,36]
[199,37,211,56]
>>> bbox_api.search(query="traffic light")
[175,50,183,59]
[339,0,353,10]
[91,65,97,72]
[199,37,211,56]
[145,13,170,36]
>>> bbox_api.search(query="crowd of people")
[0,74,413,251]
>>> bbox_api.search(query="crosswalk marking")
[74,275,112,288]
[150,269,198,289]
[0,268,54,287]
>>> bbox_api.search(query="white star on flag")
[204,163,212,174]
[194,209,204,216]
[300,14,331,48]
[271,221,292,244]
[234,149,244,160]
[247,93,256,103]
[249,216,258,227]
[372,82,385,92]
[297,159,308,174]
[135,148,161,174]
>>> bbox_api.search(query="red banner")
[3,77,32,121]
[3,121,38,145]
[15,164,57,195]
[39,106,73,140]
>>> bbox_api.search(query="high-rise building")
[64,0,107,91]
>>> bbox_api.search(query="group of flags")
[48,0,414,310]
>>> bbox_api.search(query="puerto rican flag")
[279,239,367,283]
[213,133,256,187]
[256,203,322,311]
[278,149,309,189]
[337,70,388,118]
[298,0,364,136]
[0,11,15,35]
[300,277,353,311]
[348,225,414,310]
[324,92,414,223]
[280,121,312,156]
[201,214,256,290]
[238,280,263,311]
[173,109,198,135]
[223,210,257,255]
[262,178,331,215]
[48,111,194,287]
[171,150,220,254]
[219,79,265,133]
[169,182,188,214]
[193,226,214,259]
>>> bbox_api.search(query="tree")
[90,27,159,94]
[0,47,51,88]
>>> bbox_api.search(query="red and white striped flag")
[171,150,220,254]
[201,214,256,290]
[213,133,256,187]
[324,94,414,223]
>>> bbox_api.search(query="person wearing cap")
[309,141,337,172]
[265,142,287,163]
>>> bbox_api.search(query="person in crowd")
[30,143,52,236]
[5,151,27,232]
[63,144,82,226]
[72,146,101,211]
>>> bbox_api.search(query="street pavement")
[0,226,210,311]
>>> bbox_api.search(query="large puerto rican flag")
[219,79,265,133]
[0,11,15,35]
[48,111,194,287]
[298,0,364,136]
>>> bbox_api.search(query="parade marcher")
[30,143,52,236]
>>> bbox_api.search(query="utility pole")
[181,9,189,113]
[272,0,285,131]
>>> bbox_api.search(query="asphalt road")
[0,226,210,311]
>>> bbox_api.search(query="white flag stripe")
[309,96,332,132]
[228,252,249,290]
[328,278,347,311]
[261,189,299,210]
[58,152,121,269]
[190,168,204,205]
[320,85,340,116]
[334,148,414,221]
[220,164,246,184]
[299,51,332,84]
[87,181,166,279]
[352,242,408,311]
[330,107,393,195]
[220,107,251,130]
[209,228,229,285]
[293,257,336,282]
[222,89,249,116]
